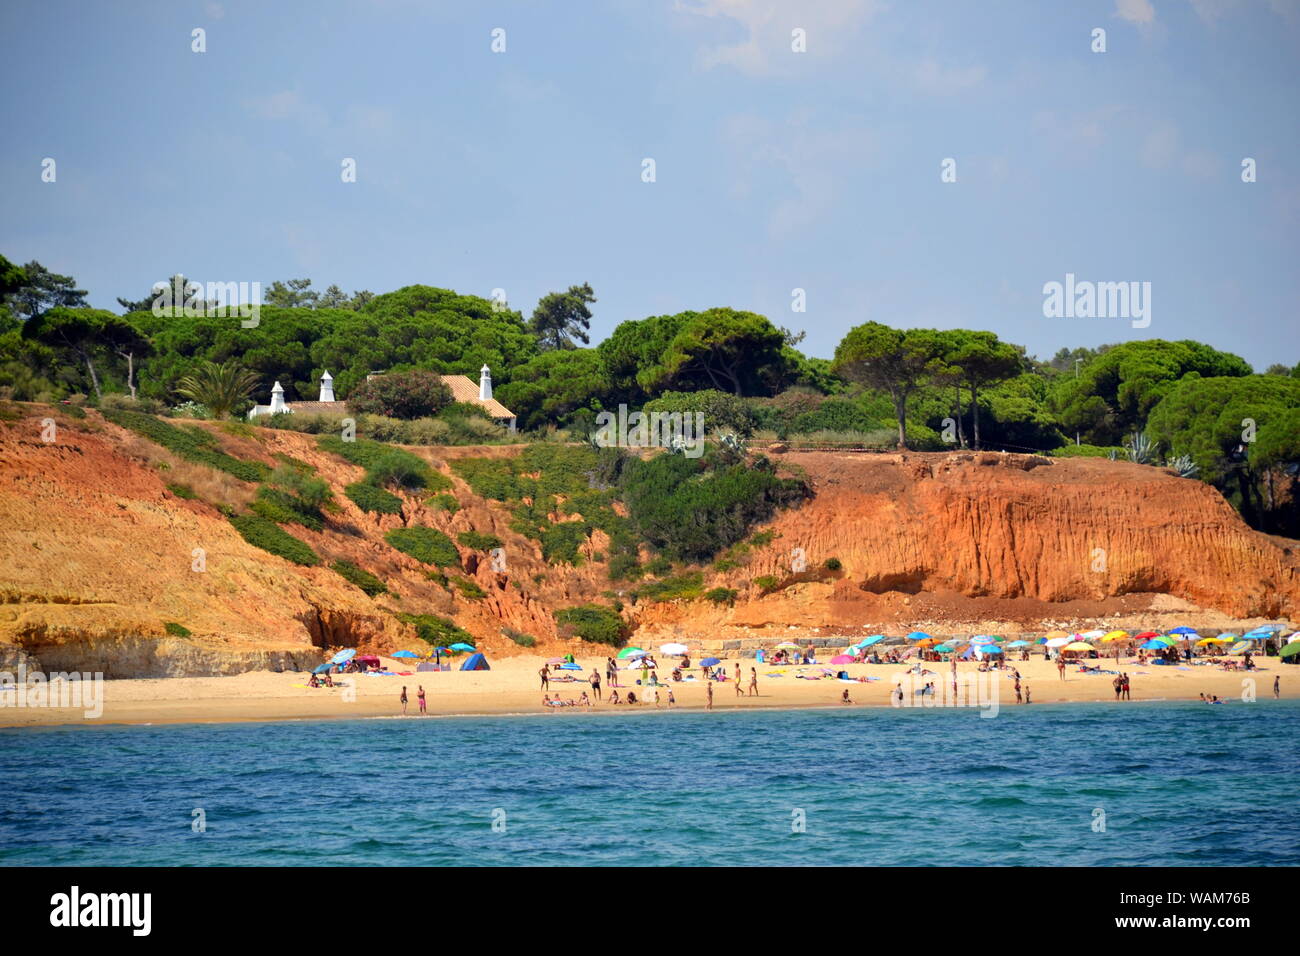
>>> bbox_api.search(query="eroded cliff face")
[0,406,1294,677]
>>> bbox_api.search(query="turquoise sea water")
[1,701,1296,866]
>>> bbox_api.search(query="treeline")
[1,254,1298,535]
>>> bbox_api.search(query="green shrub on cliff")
[229,513,320,566]
[105,409,269,482]
[344,480,403,515]
[331,560,388,597]
[553,604,628,646]
[385,526,460,567]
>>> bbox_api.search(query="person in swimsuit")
[1275,676,1281,699]
[841,688,853,704]
[748,668,758,697]
[626,691,638,705]
[417,685,426,714]
[539,664,550,691]
[706,680,713,711]
[589,668,602,701]
[400,686,408,715]
[666,689,676,707]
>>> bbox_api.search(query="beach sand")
[0,652,1292,728]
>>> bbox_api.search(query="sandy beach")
[1,652,1292,728]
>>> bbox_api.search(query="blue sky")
[2,0,1297,369]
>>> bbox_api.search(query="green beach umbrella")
[933,643,955,654]
[617,647,644,659]
[1280,640,1300,658]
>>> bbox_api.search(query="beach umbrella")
[1139,639,1167,650]
[830,654,855,665]
[1247,624,1285,634]
[1081,629,1107,640]
[1102,630,1130,642]
[906,631,932,642]
[700,657,722,667]
[1280,641,1300,658]
[449,642,476,652]
[1063,641,1094,652]
[1134,631,1159,640]
[313,662,333,674]
[970,635,998,645]
[625,649,650,660]
[391,650,419,659]
[859,634,886,647]
[331,649,357,665]
[1045,637,1073,648]
[617,647,644,659]
[659,642,689,655]
[1168,626,1198,635]
[1229,642,1254,655]
[1005,640,1030,648]
[978,644,1003,655]
[933,644,955,654]
[1044,630,1069,640]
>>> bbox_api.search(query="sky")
[1,0,1298,370]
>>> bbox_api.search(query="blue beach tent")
[460,653,490,671]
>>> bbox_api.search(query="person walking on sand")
[706,680,713,711]
[539,663,550,692]
[735,668,745,697]
[1057,657,1066,681]
[400,686,408,715]
[417,685,426,715]
[589,668,602,701]
[734,662,741,684]
[748,668,758,697]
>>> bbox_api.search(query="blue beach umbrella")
[859,634,886,647]
[906,631,931,642]
[313,662,333,674]
[700,657,721,667]
[1139,639,1167,650]
[331,649,357,665]
[449,642,476,653]
[392,650,419,659]
[1167,626,1198,635]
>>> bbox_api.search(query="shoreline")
[1,653,1293,729]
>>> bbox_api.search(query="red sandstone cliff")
[0,406,1294,676]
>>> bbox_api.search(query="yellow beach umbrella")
[1062,641,1094,652]
[1102,630,1130,642]
[1044,630,1070,640]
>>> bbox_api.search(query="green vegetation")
[385,526,460,567]
[554,604,628,646]
[344,480,403,515]
[752,575,779,594]
[502,627,536,648]
[704,586,738,605]
[103,410,269,482]
[163,622,191,637]
[251,486,325,531]
[427,493,459,513]
[165,482,196,499]
[398,613,474,648]
[457,530,502,551]
[229,514,320,566]
[331,560,388,597]
[451,576,487,599]
[346,369,453,419]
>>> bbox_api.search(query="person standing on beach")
[1057,657,1066,681]
[734,662,741,684]
[400,686,408,715]
[1274,676,1280,699]
[706,680,713,711]
[1113,675,1122,700]
[417,685,427,714]
[735,667,745,697]
[539,664,550,691]
[748,668,758,697]
[589,668,602,701]
[606,657,617,688]
[1024,684,1031,704]
[1122,673,1131,700]
[1014,675,1022,704]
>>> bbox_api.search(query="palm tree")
[175,360,261,420]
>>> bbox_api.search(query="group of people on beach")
[398,685,427,715]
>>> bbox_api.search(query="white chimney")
[269,381,287,414]
[319,370,334,403]
[479,364,493,401]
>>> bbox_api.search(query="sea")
[1,701,1297,866]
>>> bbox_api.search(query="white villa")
[248,365,516,431]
